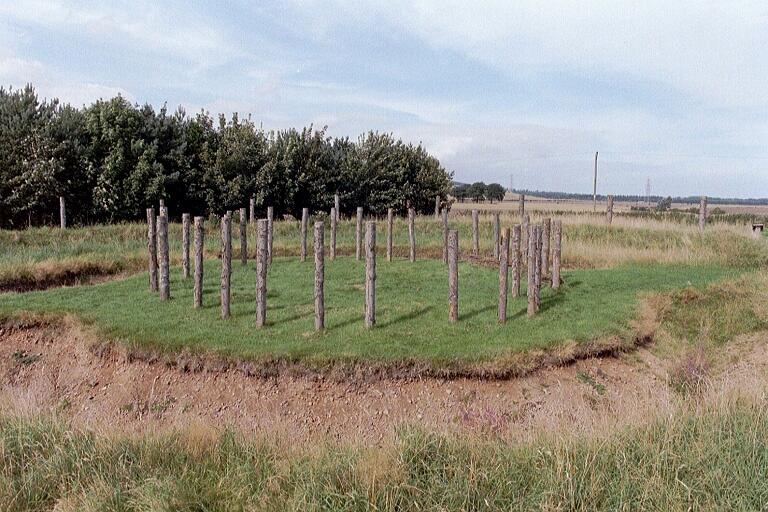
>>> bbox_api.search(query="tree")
[467,182,487,202]
[656,196,672,212]
[486,183,505,203]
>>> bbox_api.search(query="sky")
[1,0,767,198]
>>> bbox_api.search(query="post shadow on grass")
[377,305,433,329]
[458,304,496,322]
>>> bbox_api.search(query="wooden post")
[314,221,325,331]
[300,207,309,262]
[498,227,510,323]
[249,197,256,224]
[699,196,707,232]
[146,208,158,292]
[527,225,536,317]
[334,193,340,222]
[408,208,416,262]
[238,208,247,265]
[59,196,66,229]
[193,216,204,308]
[255,219,268,327]
[266,206,274,264]
[541,217,551,276]
[552,220,562,290]
[471,209,479,256]
[159,199,167,220]
[511,224,521,297]
[364,221,376,328]
[493,212,500,260]
[220,215,231,319]
[442,207,449,264]
[534,225,542,311]
[355,206,364,260]
[518,193,525,218]
[593,151,598,212]
[330,207,337,261]
[158,214,170,301]
[434,196,440,219]
[606,195,614,225]
[447,229,459,323]
[522,214,530,260]
[182,213,191,279]
[387,208,394,262]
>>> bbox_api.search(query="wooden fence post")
[527,225,536,317]
[334,193,340,222]
[408,208,416,262]
[498,227,510,323]
[522,214,530,260]
[266,206,274,264]
[59,196,66,229]
[552,220,562,290]
[699,196,707,232]
[448,229,459,323]
[356,206,364,260]
[442,207,449,264]
[518,193,525,218]
[182,213,190,278]
[239,208,247,265]
[314,221,325,330]
[256,219,268,327]
[330,207,337,261]
[493,212,501,260]
[541,217,551,276]
[249,197,256,224]
[220,215,231,319]
[387,208,394,261]
[158,214,170,301]
[534,225,542,311]
[434,196,440,219]
[606,195,614,225]
[471,209,479,256]
[193,216,204,308]
[511,224,521,297]
[147,208,158,292]
[364,221,376,328]
[159,199,167,219]
[300,207,309,262]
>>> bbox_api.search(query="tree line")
[452,182,506,203]
[0,85,452,228]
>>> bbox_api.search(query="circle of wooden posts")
[147,207,566,329]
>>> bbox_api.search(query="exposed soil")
[0,317,688,446]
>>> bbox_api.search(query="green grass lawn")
[0,257,735,372]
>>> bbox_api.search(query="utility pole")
[592,151,598,212]
[645,178,651,206]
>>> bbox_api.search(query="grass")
[0,257,736,374]
[2,397,768,511]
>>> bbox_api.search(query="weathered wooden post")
[314,221,325,331]
[147,208,158,292]
[249,197,256,224]
[541,217,551,276]
[699,196,707,232]
[220,215,231,319]
[255,219,268,327]
[300,207,309,262]
[364,221,376,328]
[522,214,530,260]
[330,207,337,261]
[193,216,204,308]
[408,208,416,262]
[527,225,536,317]
[511,224,521,297]
[266,206,274,264]
[518,193,525,218]
[59,196,66,229]
[442,207,449,264]
[355,206,364,260]
[552,220,562,290]
[534,225,542,311]
[158,214,170,301]
[159,199,168,219]
[182,213,191,279]
[498,227,510,323]
[334,193,340,222]
[434,196,440,219]
[239,208,247,265]
[448,229,459,323]
[606,195,614,225]
[387,208,394,262]
[471,209,479,256]
[493,213,501,260]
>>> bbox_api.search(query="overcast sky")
[1,1,767,197]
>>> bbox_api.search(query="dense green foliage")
[453,181,505,202]
[0,85,452,228]
[2,402,768,510]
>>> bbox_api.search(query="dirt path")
[0,319,702,445]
